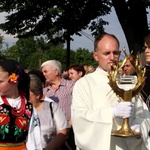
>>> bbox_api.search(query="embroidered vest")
[0,102,33,142]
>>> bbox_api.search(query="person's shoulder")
[80,71,95,80]
[44,96,54,102]
[62,78,75,86]
[43,86,49,90]
[44,99,60,112]
[44,97,57,105]
[75,72,94,86]
[62,78,74,83]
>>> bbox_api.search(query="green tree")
[4,36,52,69]
[5,45,20,60]
[4,38,96,70]
[0,34,7,60]
[42,45,67,70]
[0,0,149,59]
[0,34,3,50]
[0,0,150,56]
[112,0,150,54]
[0,0,111,67]
[4,37,38,69]
[15,37,37,68]
[0,1,110,38]
[73,48,96,66]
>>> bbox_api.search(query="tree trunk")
[112,0,148,55]
[66,32,70,69]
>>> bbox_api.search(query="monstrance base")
[111,129,141,138]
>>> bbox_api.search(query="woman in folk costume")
[0,59,42,150]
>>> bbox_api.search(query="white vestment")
[71,67,150,150]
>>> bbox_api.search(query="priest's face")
[93,35,120,72]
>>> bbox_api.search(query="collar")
[47,78,67,90]
[96,67,108,76]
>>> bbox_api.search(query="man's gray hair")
[41,60,62,75]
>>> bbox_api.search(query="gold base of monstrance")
[111,119,141,137]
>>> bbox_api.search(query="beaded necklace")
[1,95,26,116]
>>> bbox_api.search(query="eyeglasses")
[143,46,150,49]
[102,50,121,56]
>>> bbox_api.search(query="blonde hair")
[86,65,95,74]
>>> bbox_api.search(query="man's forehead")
[42,65,51,70]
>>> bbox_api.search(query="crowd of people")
[0,33,150,150]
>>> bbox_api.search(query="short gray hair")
[41,60,62,75]
[29,74,43,99]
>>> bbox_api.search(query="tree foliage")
[0,0,149,56]
[0,0,111,41]
[0,34,7,60]
[112,0,150,54]
[0,0,112,68]
[3,38,96,70]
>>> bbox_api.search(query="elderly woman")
[29,74,69,150]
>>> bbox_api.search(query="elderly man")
[41,60,76,150]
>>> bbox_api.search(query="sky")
[0,8,129,54]
[0,8,149,55]
[70,8,129,53]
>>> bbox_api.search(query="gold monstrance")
[109,49,146,137]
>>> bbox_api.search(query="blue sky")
[70,8,129,53]
[70,7,150,55]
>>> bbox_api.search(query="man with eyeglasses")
[71,33,150,150]
[141,34,150,109]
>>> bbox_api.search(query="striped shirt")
[43,78,75,120]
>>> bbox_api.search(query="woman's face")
[29,91,40,104]
[0,71,14,96]
[68,68,82,81]
[144,42,150,62]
